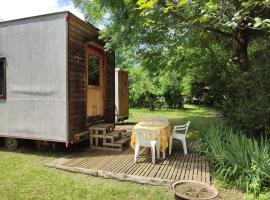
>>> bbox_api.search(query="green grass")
[0,150,173,200]
[0,104,219,200]
[128,104,218,140]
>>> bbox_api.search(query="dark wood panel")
[67,12,115,141]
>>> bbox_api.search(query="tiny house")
[0,12,115,148]
[115,68,129,122]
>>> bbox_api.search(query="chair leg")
[163,151,166,159]
[169,136,172,155]
[181,138,188,155]
[134,143,140,163]
[156,144,160,159]
[150,144,156,164]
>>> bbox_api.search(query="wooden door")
[86,46,104,118]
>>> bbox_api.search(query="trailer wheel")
[51,143,58,151]
[4,138,18,151]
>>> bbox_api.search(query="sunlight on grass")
[127,104,218,140]
[0,104,218,200]
[0,150,173,200]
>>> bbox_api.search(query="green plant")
[195,121,270,195]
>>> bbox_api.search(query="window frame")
[87,55,101,86]
[0,57,6,99]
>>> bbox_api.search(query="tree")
[128,66,161,110]
[74,0,270,70]
[136,0,270,70]
[73,0,270,134]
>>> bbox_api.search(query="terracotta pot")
[171,180,218,200]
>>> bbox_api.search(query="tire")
[4,138,18,151]
[51,143,58,151]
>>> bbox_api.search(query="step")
[90,134,114,140]
[103,142,122,147]
[115,137,130,144]
[90,146,122,152]
[89,123,115,131]
[108,130,122,138]
[103,138,130,148]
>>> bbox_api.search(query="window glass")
[0,59,5,98]
[88,56,100,86]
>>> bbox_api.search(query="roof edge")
[0,11,69,26]
[0,11,99,32]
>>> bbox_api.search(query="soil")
[175,182,215,199]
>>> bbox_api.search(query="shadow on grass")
[0,138,90,159]
[116,122,138,125]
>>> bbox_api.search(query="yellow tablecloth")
[130,121,171,153]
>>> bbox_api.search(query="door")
[86,46,104,118]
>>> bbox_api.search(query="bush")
[154,96,168,109]
[219,62,270,135]
[195,121,270,195]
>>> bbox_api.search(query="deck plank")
[205,159,210,184]
[114,151,134,173]
[133,156,152,176]
[47,148,211,187]
[155,154,170,179]
[159,153,176,180]
[177,154,190,180]
[165,152,180,180]
[188,154,196,180]
[201,156,206,183]
[104,151,131,172]
[171,153,183,181]
[87,152,118,170]
[184,154,193,180]
[80,151,113,169]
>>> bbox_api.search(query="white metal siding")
[0,13,68,142]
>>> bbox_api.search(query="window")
[0,58,6,99]
[88,56,100,86]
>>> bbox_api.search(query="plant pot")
[171,180,218,200]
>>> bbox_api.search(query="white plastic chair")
[151,116,169,123]
[134,128,160,164]
[169,121,190,155]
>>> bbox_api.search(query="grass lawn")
[0,150,173,200]
[0,104,244,200]
[127,104,218,140]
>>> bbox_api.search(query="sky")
[0,0,84,22]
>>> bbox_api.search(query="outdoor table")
[130,121,171,158]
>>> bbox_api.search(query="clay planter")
[171,180,218,200]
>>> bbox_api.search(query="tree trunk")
[231,29,249,70]
[146,92,155,111]
[149,95,155,111]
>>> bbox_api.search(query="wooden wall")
[67,12,115,140]
[104,51,115,122]
[118,70,129,117]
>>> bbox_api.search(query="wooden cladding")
[117,70,129,117]
[67,13,115,139]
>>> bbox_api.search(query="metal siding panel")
[0,14,68,142]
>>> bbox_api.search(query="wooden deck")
[46,144,210,186]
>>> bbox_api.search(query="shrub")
[154,96,168,109]
[195,121,270,195]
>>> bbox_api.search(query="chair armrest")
[174,125,186,128]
